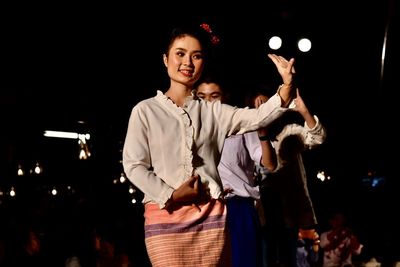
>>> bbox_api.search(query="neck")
[165,86,192,107]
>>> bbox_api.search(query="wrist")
[258,135,269,141]
[277,84,294,108]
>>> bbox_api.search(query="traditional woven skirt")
[144,198,232,267]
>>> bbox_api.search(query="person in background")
[255,87,327,267]
[122,20,295,266]
[93,227,130,267]
[195,72,279,267]
[296,228,320,267]
[320,212,363,267]
[6,225,48,266]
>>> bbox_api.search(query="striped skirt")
[144,198,232,267]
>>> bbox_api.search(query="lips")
[180,69,194,77]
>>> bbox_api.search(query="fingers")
[254,95,269,108]
[268,53,289,62]
[188,175,199,188]
[268,54,295,70]
[192,203,201,212]
[288,58,296,73]
[254,98,262,108]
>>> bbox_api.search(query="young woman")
[122,22,295,266]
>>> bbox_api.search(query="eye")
[192,53,204,60]
[212,93,221,99]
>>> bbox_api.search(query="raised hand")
[292,88,317,128]
[267,54,296,107]
[267,53,295,86]
[292,88,308,115]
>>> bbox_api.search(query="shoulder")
[132,94,159,110]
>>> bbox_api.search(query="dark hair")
[163,22,219,60]
[158,21,220,90]
[195,72,226,91]
[264,110,303,141]
[194,72,231,103]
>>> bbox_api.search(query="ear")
[163,54,168,67]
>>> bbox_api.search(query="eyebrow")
[174,47,203,54]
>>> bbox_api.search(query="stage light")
[44,130,91,160]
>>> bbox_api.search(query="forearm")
[301,109,316,129]
[278,83,295,108]
[258,135,277,171]
[123,160,174,209]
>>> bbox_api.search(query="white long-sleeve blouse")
[123,90,287,208]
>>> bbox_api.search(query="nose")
[182,55,193,66]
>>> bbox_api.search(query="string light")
[17,165,24,176]
[34,163,42,174]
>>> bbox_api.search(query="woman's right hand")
[171,175,202,203]
[166,175,211,212]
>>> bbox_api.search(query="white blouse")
[123,90,287,208]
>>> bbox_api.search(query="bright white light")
[317,170,331,182]
[10,187,16,197]
[317,171,326,181]
[51,188,57,195]
[44,131,79,139]
[268,36,282,50]
[45,130,92,160]
[44,130,91,140]
[78,133,91,141]
[297,38,312,52]
[34,163,42,174]
[79,148,88,160]
[129,186,136,194]
[17,165,24,176]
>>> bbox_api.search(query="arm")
[258,136,277,171]
[293,89,327,148]
[217,54,296,135]
[123,105,175,208]
[293,88,316,128]
[253,95,277,171]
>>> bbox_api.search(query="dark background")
[1,0,399,263]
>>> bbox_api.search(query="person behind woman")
[320,212,363,267]
[256,87,327,267]
[195,74,277,267]
[122,21,295,266]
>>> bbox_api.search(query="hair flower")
[200,23,212,33]
[200,23,220,45]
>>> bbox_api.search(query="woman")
[122,22,295,266]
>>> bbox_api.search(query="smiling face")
[163,35,205,88]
